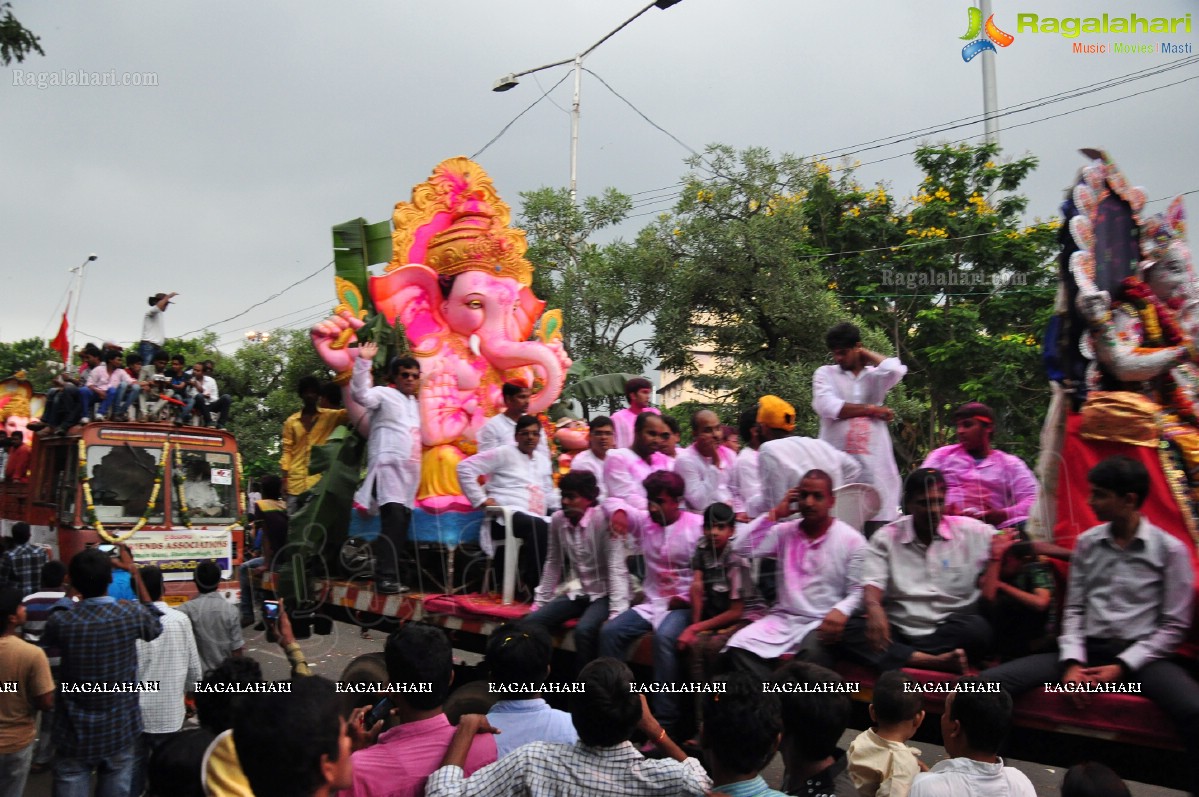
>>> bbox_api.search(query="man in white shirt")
[190,362,232,429]
[813,322,906,531]
[458,415,558,592]
[352,344,422,594]
[568,415,615,502]
[728,409,763,522]
[673,409,735,513]
[132,565,201,797]
[477,381,550,460]
[751,395,864,518]
[138,291,177,367]
[910,681,1036,797]
[837,468,995,673]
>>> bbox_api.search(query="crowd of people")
[1,316,1196,796]
[22,292,238,439]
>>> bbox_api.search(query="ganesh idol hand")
[311,311,366,373]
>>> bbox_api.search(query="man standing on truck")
[351,343,421,595]
[280,376,348,515]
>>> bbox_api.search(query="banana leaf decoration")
[276,425,367,607]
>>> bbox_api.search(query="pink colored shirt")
[87,364,133,393]
[623,508,705,628]
[610,406,661,450]
[601,448,675,514]
[341,712,497,797]
[920,444,1038,528]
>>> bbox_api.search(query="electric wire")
[472,70,573,160]
[177,261,333,338]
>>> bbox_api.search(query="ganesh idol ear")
[369,264,447,349]
[1165,196,1187,238]
[514,287,546,341]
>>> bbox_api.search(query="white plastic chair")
[479,505,523,605]
[830,483,882,533]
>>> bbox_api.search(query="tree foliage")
[0,3,43,66]
[0,338,58,392]
[520,187,670,412]
[647,143,1058,468]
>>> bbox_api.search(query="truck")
[0,418,246,604]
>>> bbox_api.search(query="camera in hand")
[263,600,281,621]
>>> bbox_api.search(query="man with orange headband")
[921,402,1038,531]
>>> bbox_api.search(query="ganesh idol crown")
[311,157,571,512]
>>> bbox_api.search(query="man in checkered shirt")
[426,657,711,797]
[0,522,48,597]
[43,545,162,796]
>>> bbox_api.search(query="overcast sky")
[3,0,1196,362]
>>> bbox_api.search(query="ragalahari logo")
[961,7,1015,62]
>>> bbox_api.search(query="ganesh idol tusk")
[469,334,481,358]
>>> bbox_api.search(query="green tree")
[520,187,670,412]
[0,338,59,392]
[218,329,331,478]
[0,2,42,65]
[801,142,1058,461]
[648,145,856,434]
[648,142,1057,469]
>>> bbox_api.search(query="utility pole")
[979,0,1000,144]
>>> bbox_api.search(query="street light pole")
[979,0,1000,144]
[493,0,683,205]
[68,253,98,366]
[570,55,582,204]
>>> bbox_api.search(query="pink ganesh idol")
[312,158,571,511]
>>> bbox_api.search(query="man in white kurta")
[458,416,558,591]
[725,471,866,677]
[728,409,763,522]
[567,415,615,502]
[812,322,907,527]
[673,409,736,513]
[477,381,551,460]
[351,344,421,594]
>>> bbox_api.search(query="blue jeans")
[598,607,690,730]
[239,557,264,621]
[130,732,174,797]
[98,383,140,418]
[138,342,159,369]
[0,742,33,797]
[524,595,609,672]
[53,741,136,797]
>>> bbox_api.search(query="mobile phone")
[263,600,281,622]
[365,697,392,728]
[97,544,119,557]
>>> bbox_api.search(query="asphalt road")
[23,623,1186,796]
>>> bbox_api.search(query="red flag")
[50,312,70,364]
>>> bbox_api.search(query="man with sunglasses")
[352,344,422,594]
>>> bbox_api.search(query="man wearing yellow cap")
[751,395,863,518]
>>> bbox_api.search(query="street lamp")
[245,330,271,343]
[493,0,683,204]
[68,253,98,365]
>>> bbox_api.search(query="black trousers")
[373,502,411,582]
[981,639,1199,796]
[837,610,993,671]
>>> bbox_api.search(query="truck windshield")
[175,449,238,524]
[85,443,165,525]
